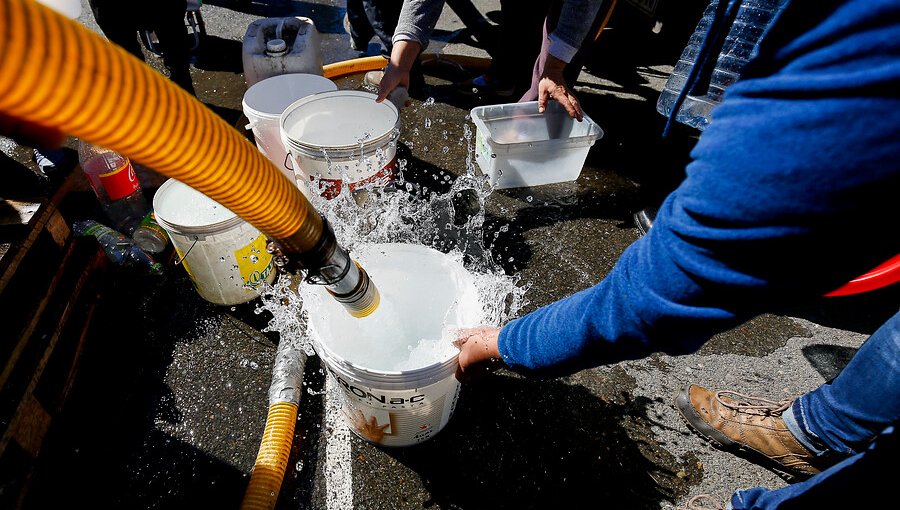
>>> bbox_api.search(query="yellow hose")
[240,401,299,510]
[0,0,378,317]
[323,54,387,79]
[322,53,493,81]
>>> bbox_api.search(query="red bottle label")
[99,159,140,200]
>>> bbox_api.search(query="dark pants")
[88,0,194,95]
[346,0,403,54]
[345,0,424,94]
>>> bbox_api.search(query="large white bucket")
[153,179,276,306]
[280,90,400,200]
[242,73,337,192]
[305,243,482,447]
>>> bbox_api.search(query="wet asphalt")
[6,1,899,509]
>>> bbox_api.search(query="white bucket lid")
[242,73,337,120]
[280,90,399,154]
[153,178,242,235]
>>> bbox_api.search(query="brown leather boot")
[675,384,826,477]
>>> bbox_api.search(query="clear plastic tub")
[470,101,603,189]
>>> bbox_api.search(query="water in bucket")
[258,107,528,445]
[280,90,400,199]
[154,179,276,306]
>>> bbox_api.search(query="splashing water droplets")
[257,107,527,373]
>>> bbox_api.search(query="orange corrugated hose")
[323,55,388,80]
[0,0,379,317]
[241,401,299,510]
[1,0,312,243]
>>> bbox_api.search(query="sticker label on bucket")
[476,131,491,164]
[325,364,461,447]
[234,234,275,289]
[314,157,397,200]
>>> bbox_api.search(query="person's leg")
[147,0,195,95]
[677,311,900,481]
[490,0,546,97]
[363,0,401,54]
[784,310,900,457]
[729,425,897,509]
[346,0,375,51]
[87,0,145,60]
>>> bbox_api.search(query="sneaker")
[675,384,825,477]
[33,147,76,178]
[364,70,384,88]
[454,74,515,98]
[677,495,726,510]
[633,206,657,236]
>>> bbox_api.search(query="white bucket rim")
[153,179,244,237]
[242,73,338,120]
[280,90,400,157]
[313,337,459,389]
[284,129,401,162]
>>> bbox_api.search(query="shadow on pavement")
[375,373,701,509]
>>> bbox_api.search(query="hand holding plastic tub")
[453,326,504,382]
[538,55,583,122]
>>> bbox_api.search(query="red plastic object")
[826,253,900,297]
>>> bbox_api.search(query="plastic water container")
[242,73,337,190]
[280,90,400,199]
[242,17,324,87]
[305,243,482,447]
[153,179,276,306]
[471,101,603,189]
[656,0,787,130]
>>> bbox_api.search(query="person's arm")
[457,0,900,379]
[537,0,606,120]
[377,0,445,102]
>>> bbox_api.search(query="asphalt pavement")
[4,1,898,509]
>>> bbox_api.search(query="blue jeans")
[730,311,900,509]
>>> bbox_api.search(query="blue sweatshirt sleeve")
[497,0,900,377]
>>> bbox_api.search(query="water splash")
[258,115,528,370]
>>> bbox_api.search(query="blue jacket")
[498,0,900,376]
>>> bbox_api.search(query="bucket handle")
[174,237,199,266]
[283,153,293,171]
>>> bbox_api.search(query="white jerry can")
[242,16,324,87]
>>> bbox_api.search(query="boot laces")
[716,390,792,417]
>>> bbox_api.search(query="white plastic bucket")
[280,90,400,200]
[153,179,276,306]
[305,243,482,447]
[242,73,337,191]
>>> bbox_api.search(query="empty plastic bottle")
[132,211,170,254]
[656,0,787,130]
[78,141,149,235]
[73,220,164,275]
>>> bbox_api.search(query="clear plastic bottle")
[656,0,787,130]
[78,141,149,235]
[132,211,170,254]
[73,219,164,275]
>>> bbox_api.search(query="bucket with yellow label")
[153,178,276,305]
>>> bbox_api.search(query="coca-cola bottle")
[77,141,148,235]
